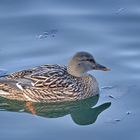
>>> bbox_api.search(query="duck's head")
[68,52,110,77]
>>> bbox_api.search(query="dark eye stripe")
[87,59,93,62]
[82,58,95,63]
[87,59,95,62]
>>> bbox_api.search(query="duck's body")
[0,52,109,103]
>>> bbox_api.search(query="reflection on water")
[0,95,110,126]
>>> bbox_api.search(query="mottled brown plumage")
[0,52,110,103]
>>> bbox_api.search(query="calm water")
[0,0,140,140]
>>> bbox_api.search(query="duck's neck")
[67,60,85,77]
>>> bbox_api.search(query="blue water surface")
[0,0,140,140]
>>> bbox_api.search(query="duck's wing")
[4,64,68,89]
[25,64,68,88]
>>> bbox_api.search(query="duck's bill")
[95,63,110,71]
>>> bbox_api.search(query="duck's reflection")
[0,95,111,125]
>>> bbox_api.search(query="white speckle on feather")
[16,83,23,90]
[31,82,35,86]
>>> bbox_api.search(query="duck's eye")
[86,59,94,62]
[81,58,94,62]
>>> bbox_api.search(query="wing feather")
[6,65,68,90]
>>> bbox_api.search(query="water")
[0,0,140,139]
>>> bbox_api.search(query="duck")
[0,52,110,103]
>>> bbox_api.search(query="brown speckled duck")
[0,52,110,103]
